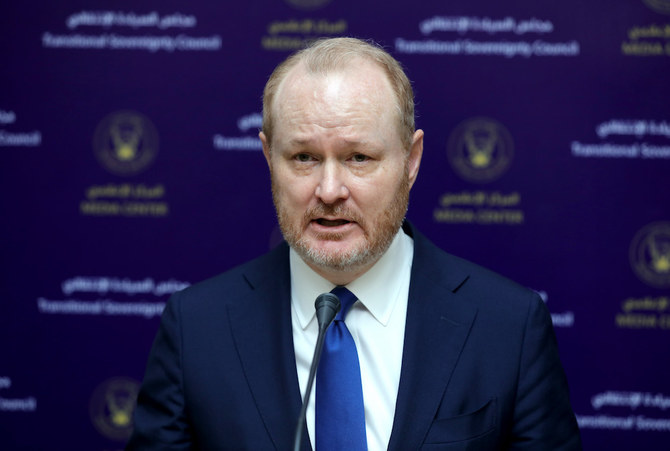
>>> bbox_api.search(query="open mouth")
[315,218,351,227]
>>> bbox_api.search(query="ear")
[259,131,271,168]
[407,129,424,189]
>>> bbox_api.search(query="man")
[128,37,581,450]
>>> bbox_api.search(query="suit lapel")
[227,244,308,450]
[388,228,477,450]
[224,227,476,450]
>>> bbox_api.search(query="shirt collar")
[290,228,414,329]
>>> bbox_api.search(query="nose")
[315,160,349,205]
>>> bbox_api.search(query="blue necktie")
[316,286,367,450]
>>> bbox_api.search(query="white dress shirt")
[290,229,414,451]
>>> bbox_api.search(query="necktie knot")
[330,286,357,321]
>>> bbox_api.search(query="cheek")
[354,168,404,204]
[274,170,314,206]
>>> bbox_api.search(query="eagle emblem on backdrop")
[93,110,159,177]
[630,221,670,288]
[447,117,514,183]
[644,0,670,14]
[89,377,140,441]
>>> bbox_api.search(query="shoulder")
[409,223,543,318]
[169,242,290,312]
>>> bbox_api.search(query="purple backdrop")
[1,0,669,449]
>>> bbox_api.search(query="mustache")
[304,202,364,225]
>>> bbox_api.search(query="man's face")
[260,60,423,283]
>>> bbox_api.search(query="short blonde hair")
[261,37,416,150]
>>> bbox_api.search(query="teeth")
[318,219,348,227]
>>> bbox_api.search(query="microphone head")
[314,292,341,330]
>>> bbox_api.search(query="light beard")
[271,169,410,275]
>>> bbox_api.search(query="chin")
[299,235,391,274]
[299,241,369,270]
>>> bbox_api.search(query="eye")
[295,153,314,162]
[351,154,369,163]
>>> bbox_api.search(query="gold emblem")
[89,377,140,441]
[630,221,670,288]
[447,117,514,183]
[284,0,332,10]
[644,0,670,14]
[93,111,159,176]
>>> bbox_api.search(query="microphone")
[292,292,341,451]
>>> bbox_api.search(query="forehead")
[272,60,399,137]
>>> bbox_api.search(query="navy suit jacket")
[128,223,581,450]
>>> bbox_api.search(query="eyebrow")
[287,137,377,149]
[288,138,311,147]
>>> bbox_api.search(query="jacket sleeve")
[509,293,582,450]
[126,292,192,450]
